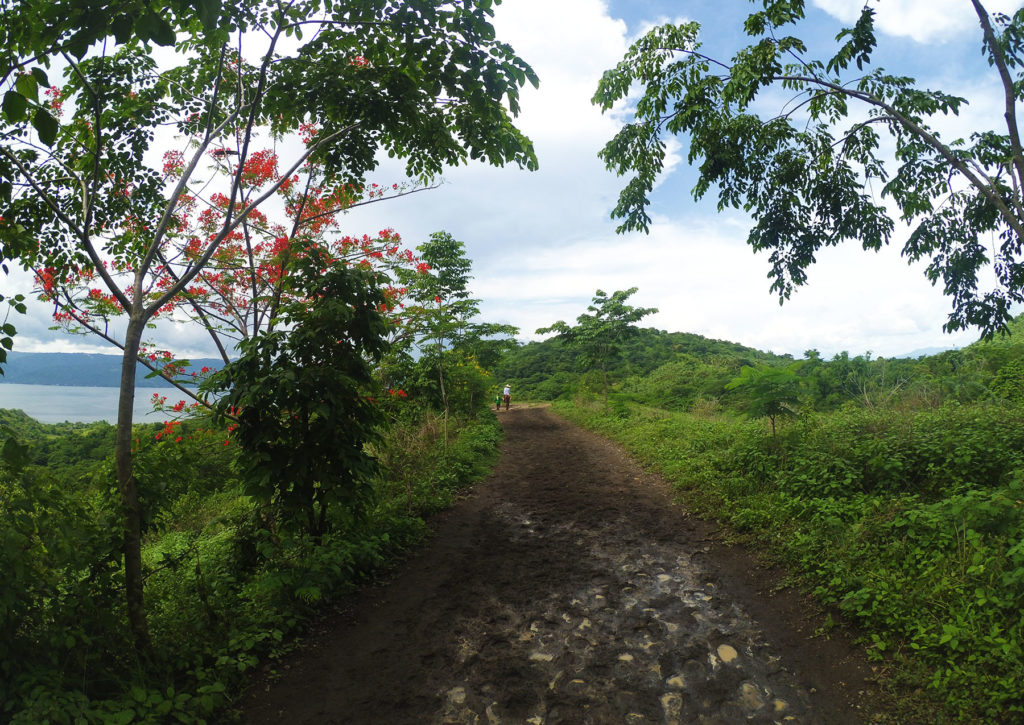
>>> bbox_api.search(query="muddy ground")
[237,406,887,724]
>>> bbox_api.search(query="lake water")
[0,383,174,424]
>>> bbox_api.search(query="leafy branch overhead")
[594,0,1024,337]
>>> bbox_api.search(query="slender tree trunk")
[115,315,150,650]
[437,337,448,446]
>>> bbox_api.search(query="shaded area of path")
[238,406,883,724]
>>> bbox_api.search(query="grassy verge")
[1,410,503,723]
[553,397,1024,723]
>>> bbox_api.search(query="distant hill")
[494,328,787,400]
[0,352,224,388]
[894,346,959,359]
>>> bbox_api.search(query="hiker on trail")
[494,392,502,410]
[502,384,511,411]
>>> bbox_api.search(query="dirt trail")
[237,406,884,724]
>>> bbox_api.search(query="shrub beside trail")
[1,409,502,723]
[553,398,1024,723]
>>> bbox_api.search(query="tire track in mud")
[238,406,882,724]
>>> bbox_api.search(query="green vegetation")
[0,213,516,723]
[0,405,501,723]
[536,288,658,401]
[392,231,519,435]
[3,0,537,650]
[526,315,1024,722]
[594,0,1024,336]
[0,223,516,723]
[495,326,784,402]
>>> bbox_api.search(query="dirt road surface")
[237,406,884,724]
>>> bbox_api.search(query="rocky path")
[238,406,883,724]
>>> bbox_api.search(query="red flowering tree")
[37,134,427,393]
[1,0,537,649]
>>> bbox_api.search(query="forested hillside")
[501,314,1024,414]
[494,327,787,400]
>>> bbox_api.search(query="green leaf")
[15,73,38,101]
[31,107,59,146]
[67,29,92,59]
[2,91,28,123]
[30,67,49,88]
[137,11,176,46]
[193,0,222,32]
[111,709,136,725]
[111,14,134,44]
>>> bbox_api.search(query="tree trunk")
[437,338,448,446]
[115,315,150,650]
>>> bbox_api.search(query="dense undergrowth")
[553,397,1024,723]
[0,407,502,723]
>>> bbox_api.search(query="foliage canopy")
[594,0,1024,336]
[536,287,657,398]
[206,246,389,540]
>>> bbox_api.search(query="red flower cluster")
[240,149,278,189]
[155,420,181,440]
[163,150,185,176]
[298,123,318,145]
[44,85,63,116]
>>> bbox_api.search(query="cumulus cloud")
[813,0,1023,44]
[480,213,977,357]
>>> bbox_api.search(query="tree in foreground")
[594,0,1024,337]
[725,362,804,442]
[536,288,657,401]
[1,0,537,648]
[205,244,388,542]
[394,231,518,432]
[0,0,228,373]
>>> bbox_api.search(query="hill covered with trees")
[494,327,788,401]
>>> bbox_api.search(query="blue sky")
[5,0,1023,360]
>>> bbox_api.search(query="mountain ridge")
[0,352,224,388]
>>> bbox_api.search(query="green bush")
[0,407,504,722]
[554,398,1024,722]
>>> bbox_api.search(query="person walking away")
[502,383,511,411]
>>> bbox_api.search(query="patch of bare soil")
[235,406,885,724]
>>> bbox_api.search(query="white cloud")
[813,0,1023,44]
[477,213,977,357]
